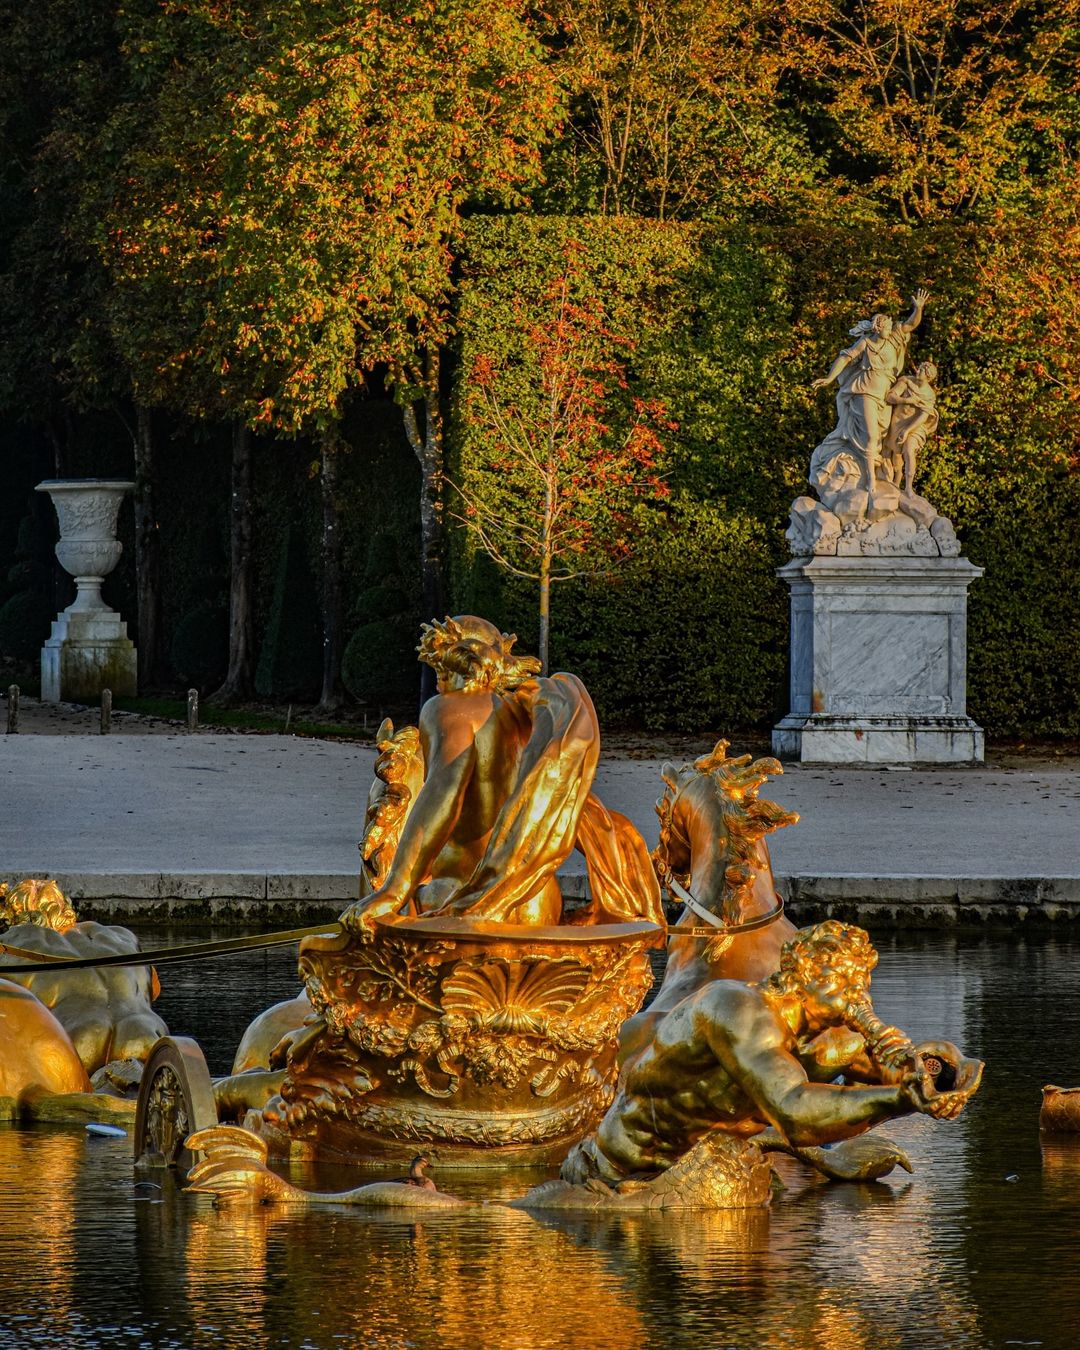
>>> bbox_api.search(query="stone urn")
[35,479,137,702]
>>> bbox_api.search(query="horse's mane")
[653,740,799,918]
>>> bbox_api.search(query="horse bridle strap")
[665,875,785,938]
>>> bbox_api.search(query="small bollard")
[100,688,112,735]
[187,688,199,732]
[6,684,18,734]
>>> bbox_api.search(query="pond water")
[2,928,1080,1349]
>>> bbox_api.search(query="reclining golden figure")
[340,614,665,929]
[0,878,168,1120]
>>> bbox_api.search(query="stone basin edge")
[3,870,1080,929]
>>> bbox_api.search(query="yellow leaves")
[776,0,1079,219]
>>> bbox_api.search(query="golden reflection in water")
[0,1130,80,1336]
[1040,1135,1080,1196]
[0,1126,990,1350]
[184,1197,269,1332]
[757,1164,981,1350]
[809,1296,872,1350]
[163,1201,652,1349]
[131,1157,992,1350]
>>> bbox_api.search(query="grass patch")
[113,696,374,741]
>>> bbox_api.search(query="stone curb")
[0,871,359,902]
[5,869,1080,929]
[783,874,1080,905]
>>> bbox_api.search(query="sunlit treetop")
[103,0,563,430]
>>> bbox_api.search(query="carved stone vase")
[260,914,662,1166]
[35,479,137,702]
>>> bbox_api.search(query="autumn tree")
[0,0,172,681]
[779,0,1080,221]
[104,0,561,706]
[453,257,673,671]
[545,0,821,220]
[96,4,263,701]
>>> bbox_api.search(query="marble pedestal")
[41,603,137,703]
[772,556,984,764]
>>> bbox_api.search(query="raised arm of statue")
[897,288,929,336]
[715,990,916,1148]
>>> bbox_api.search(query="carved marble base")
[772,715,983,764]
[772,556,984,765]
[41,607,137,703]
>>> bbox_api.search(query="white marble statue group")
[788,288,960,558]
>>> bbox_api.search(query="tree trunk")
[538,556,551,676]
[318,427,344,712]
[538,467,555,674]
[401,344,446,706]
[132,404,162,690]
[209,422,255,705]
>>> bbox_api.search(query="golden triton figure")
[522,919,983,1210]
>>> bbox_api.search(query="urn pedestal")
[772,555,984,764]
[36,479,137,703]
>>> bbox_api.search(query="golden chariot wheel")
[134,1035,219,1175]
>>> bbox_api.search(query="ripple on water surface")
[3,929,1080,1349]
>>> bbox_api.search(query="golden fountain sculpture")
[243,616,668,1164]
[192,917,983,1211]
[0,878,168,1121]
[195,694,982,1209]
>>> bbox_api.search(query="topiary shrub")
[341,617,417,708]
[0,589,54,665]
[170,601,229,691]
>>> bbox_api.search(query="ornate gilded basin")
[263,914,662,1166]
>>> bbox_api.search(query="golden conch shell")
[442,959,589,1035]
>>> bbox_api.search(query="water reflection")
[3,931,1080,1349]
[0,1132,81,1335]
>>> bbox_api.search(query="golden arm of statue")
[715,995,931,1147]
[341,700,479,930]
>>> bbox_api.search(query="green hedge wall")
[451,216,1080,735]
